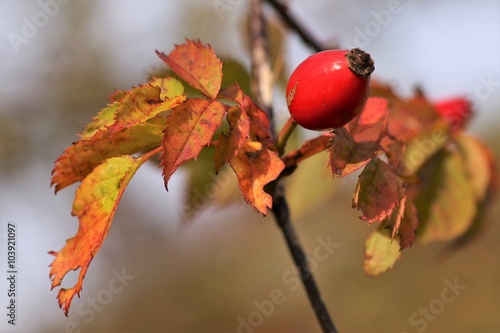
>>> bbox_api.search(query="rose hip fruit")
[434,97,473,130]
[286,48,375,131]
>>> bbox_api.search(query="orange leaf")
[229,141,285,215]
[51,120,164,192]
[161,98,226,189]
[378,84,441,142]
[49,156,143,315]
[353,158,405,223]
[214,105,250,173]
[108,85,185,135]
[155,39,222,100]
[329,127,379,177]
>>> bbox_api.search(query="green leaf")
[414,148,476,244]
[364,228,401,277]
[149,76,185,99]
[444,134,498,248]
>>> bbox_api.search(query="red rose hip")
[433,97,473,130]
[286,48,375,131]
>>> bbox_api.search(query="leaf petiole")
[139,146,163,163]
[276,116,298,155]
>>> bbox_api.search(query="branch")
[249,0,275,131]
[271,182,338,333]
[249,1,337,332]
[265,0,327,52]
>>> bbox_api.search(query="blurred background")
[0,1,499,332]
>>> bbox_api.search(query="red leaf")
[347,97,389,142]
[353,158,406,223]
[156,39,222,100]
[219,83,273,147]
[161,98,226,189]
[397,199,419,249]
[329,127,379,177]
[214,105,251,173]
[229,141,285,215]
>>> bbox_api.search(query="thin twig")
[265,0,326,52]
[249,1,337,332]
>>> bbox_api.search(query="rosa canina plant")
[48,11,497,333]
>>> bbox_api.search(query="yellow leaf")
[149,76,185,100]
[364,228,401,277]
[51,120,164,192]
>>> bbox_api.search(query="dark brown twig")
[265,0,326,52]
[249,1,337,332]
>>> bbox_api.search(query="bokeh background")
[0,1,499,332]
